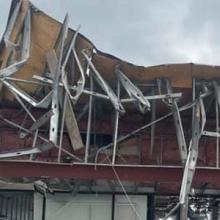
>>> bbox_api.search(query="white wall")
[46,194,111,220]
[34,193,147,220]
[115,195,147,220]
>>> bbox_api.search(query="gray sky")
[0,0,220,66]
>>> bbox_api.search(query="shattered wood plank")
[65,95,84,150]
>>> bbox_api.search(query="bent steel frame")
[1,1,220,219]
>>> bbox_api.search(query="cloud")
[31,0,190,65]
[0,1,11,39]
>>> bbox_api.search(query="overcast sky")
[0,0,220,66]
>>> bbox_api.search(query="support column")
[111,194,115,220]
[147,194,155,220]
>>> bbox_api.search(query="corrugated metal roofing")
[0,191,33,220]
